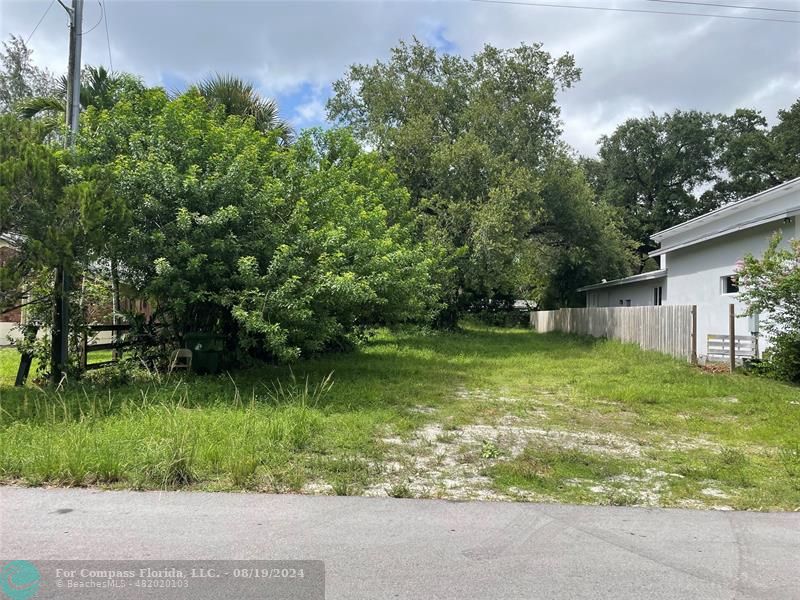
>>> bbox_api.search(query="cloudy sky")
[1,0,798,155]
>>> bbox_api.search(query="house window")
[653,286,663,306]
[619,300,624,306]
[625,299,632,307]
[722,275,739,295]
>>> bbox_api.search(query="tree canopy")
[714,100,800,201]
[582,110,720,259]
[0,35,55,113]
[16,65,143,135]
[329,39,635,314]
[195,74,292,143]
[584,102,800,266]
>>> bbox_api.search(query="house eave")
[650,176,800,244]
[649,208,798,258]
[578,269,667,292]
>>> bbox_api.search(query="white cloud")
[2,0,798,156]
[292,97,326,127]
[561,98,660,156]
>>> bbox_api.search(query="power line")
[468,0,800,23]
[25,0,56,44]
[647,0,800,15]
[80,0,104,35]
[102,0,113,71]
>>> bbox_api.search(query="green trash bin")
[183,333,225,374]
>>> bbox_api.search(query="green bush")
[75,90,443,365]
[761,334,800,384]
[738,235,800,384]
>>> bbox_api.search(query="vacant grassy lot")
[1,325,799,510]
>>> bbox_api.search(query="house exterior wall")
[578,180,799,361]
[663,218,795,358]
[0,322,22,345]
[586,278,666,308]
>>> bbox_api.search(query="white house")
[578,177,800,359]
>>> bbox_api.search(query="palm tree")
[196,74,292,143]
[17,66,132,355]
[17,65,124,132]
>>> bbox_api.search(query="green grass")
[0,348,110,386]
[1,325,799,509]
[0,348,21,387]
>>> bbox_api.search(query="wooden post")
[690,305,697,364]
[728,303,735,373]
[80,330,88,371]
[14,324,39,387]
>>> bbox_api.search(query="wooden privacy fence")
[531,305,697,362]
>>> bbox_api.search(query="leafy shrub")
[480,439,501,459]
[81,359,157,387]
[738,235,800,383]
[78,91,443,364]
[762,334,800,384]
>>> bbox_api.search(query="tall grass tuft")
[0,372,332,490]
[263,370,334,407]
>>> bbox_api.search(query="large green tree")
[714,100,800,201]
[0,115,116,377]
[771,100,800,179]
[77,87,440,361]
[584,110,720,261]
[586,100,800,265]
[328,39,634,313]
[0,35,55,113]
[17,66,146,349]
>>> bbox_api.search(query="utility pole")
[65,0,83,145]
[52,0,83,383]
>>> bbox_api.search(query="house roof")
[578,178,799,295]
[577,269,667,292]
[648,177,800,257]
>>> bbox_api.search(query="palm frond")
[56,75,68,99]
[82,65,118,110]
[17,96,66,120]
[196,73,293,142]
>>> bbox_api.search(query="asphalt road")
[2,487,799,599]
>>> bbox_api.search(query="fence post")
[14,324,39,387]
[690,305,697,364]
[728,303,735,373]
[80,330,88,371]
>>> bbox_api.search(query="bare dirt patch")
[360,420,655,502]
[573,469,685,506]
[298,384,781,508]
